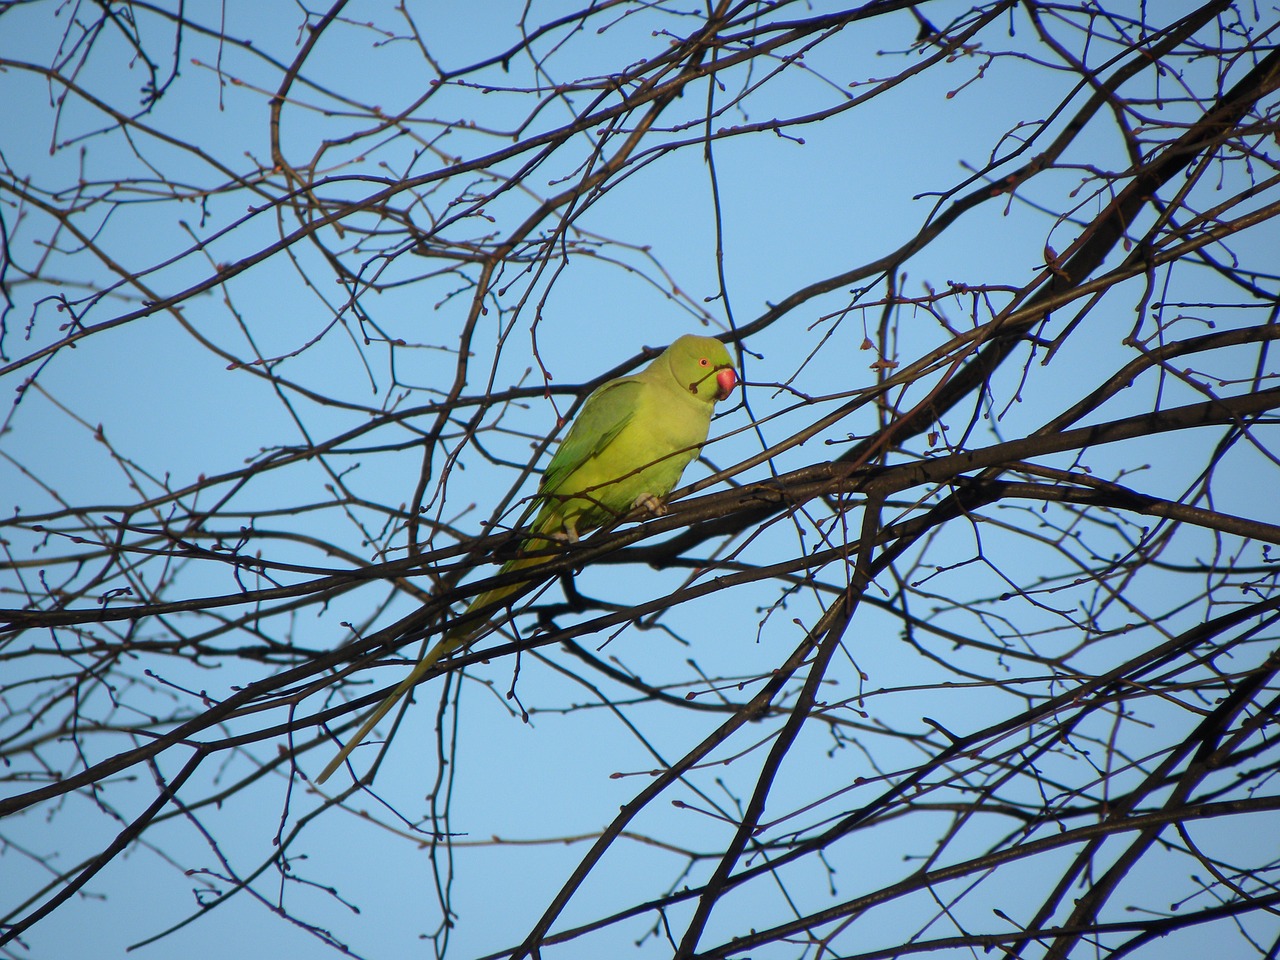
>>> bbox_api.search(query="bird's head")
[666,334,737,403]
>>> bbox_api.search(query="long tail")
[314,551,553,784]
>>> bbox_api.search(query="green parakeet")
[316,334,737,783]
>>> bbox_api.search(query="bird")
[315,334,738,783]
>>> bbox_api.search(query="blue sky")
[2,2,1278,959]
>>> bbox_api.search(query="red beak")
[715,367,738,401]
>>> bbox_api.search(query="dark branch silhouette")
[2,3,1278,958]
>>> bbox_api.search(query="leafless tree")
[3,2,1279,958]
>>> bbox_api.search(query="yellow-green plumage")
[316,335,737,783]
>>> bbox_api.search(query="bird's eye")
[698,358,710,367]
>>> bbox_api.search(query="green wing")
[538,377,641,499]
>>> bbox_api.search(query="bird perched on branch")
[316,334,738,783]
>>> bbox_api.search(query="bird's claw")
[633,493,667,517]
[549,518,580,544]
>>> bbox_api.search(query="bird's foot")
[548,518,580,544]
[633,493,667,517]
